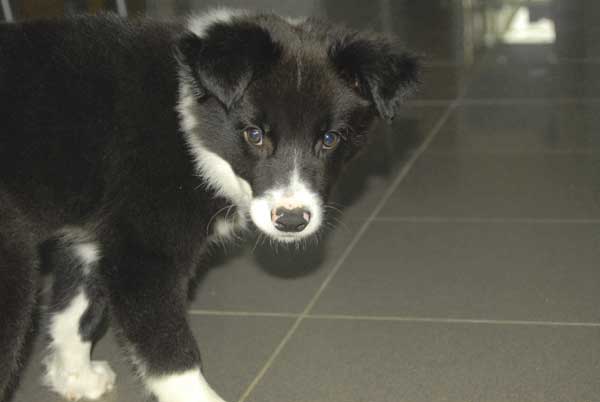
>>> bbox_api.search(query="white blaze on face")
[250,166,323,242]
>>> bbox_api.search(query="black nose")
[272,207,311,233]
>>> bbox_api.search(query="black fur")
[0,12,419,401]
[329,33,421,121]
[177,22,283,108]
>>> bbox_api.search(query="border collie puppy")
[0,9,419,402]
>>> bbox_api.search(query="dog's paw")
[205,393,227,402]
[43,356,116,401]
[146,368,228,402]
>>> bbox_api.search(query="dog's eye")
[243,127,264,146]
[322,131,341,150]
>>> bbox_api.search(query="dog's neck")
[176,72,251,240]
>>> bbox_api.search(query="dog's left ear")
[329,35,421,122]
[176,22,282,108]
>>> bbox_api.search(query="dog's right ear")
[176,22,282,109]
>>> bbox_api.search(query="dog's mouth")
[249,190,323,243]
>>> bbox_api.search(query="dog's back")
[0,16,185,229]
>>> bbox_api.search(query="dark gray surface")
[244,319,600,402]
[379,153,600,219]
[414,66,467,101]
[188,221,359,313]
[313,221,600,321]
[464,62,600,99]
[330,106,446,220]
[430,102,600,152]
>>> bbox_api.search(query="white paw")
[202,390,227,402]
[43,356,116,401]
[146,368,228,402]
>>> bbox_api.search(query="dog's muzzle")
[249,179,322,242]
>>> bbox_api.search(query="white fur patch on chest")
[177,81,253,212]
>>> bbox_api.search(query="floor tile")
[379,153,600,219]
[429,102,600,152]
[189,219,359,313]
[330,106,447,220]
[414,65,466,100]
[464,62,600,99]
[245,319,600,402]
[12,315,293,402]
[313,221,600,321]
[554,28,600,60]
[488,43,600,65]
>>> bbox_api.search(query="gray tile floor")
[8,0,600,401]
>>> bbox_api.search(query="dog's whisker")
[327,201,347,209]
[260,234,268,248]
[323,220,336,229]
[251,234,263,254]
[205,205,234,237]
[331,218,350,233]
[322,210,350,234]
[224,204,235,221]
[324,204,344,215]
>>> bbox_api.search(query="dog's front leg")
[106,250,226,402]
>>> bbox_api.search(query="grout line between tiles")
[186,307,600,329]
[188,309,298,318]
[426,58,600,66]
[187,310,600,328]
[556,57,600,64]
[407,97,600,107]
[370,216,600,224]
[407,99,455,107]
[424,149,600,156]
[237,97,462,402]
[307,314,600,327]
[458,97,600,105]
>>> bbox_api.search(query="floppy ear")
[329,35,421,122]
[176,22,282,108]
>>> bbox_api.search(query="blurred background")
[3,0,600,64]
[4,1,600,402]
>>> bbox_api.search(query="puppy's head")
[176,10,420,243]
